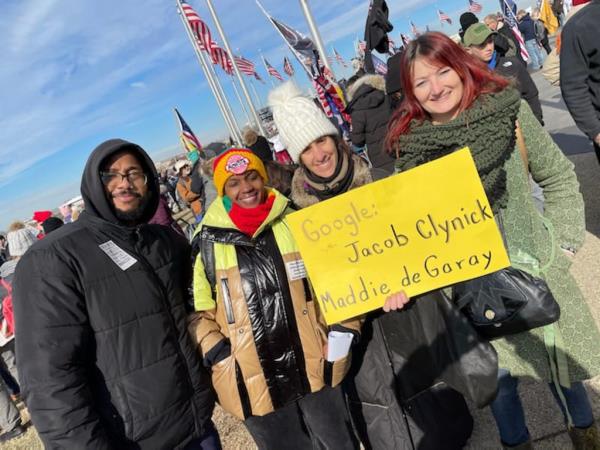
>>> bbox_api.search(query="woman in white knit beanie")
[268,82,381,208]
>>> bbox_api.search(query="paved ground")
[2,64,599,450]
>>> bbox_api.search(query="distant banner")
[286,148,510,324]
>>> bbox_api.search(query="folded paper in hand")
[326,331,354,362]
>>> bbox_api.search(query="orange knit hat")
[212,148,268,196]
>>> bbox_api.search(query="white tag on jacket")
[99,240,137,271]
[286,259,306,281]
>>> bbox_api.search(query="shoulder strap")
[515,121,529,174]
[191,231,217,299]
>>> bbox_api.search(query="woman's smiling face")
[411,57,464,124]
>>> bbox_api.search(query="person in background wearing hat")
[460,12,518,61]
[31,210,53,239]
[13,139,217,449]
[175,158,203,221]
[385,50,404,110]
[189,148,361,450]
[242,126,274,164]
[560,0,600,164]
[483,13,527,66]
[41,216,64,236]
[0,222,36,444]
[464,23,544,125]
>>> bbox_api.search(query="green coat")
[491,100,600,382]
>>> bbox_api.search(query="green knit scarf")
[394,88,521,212]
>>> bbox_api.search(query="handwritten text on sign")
[286,148,510,324]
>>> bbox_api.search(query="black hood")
[80,139,159,225]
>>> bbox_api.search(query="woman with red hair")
[387,32,600,449]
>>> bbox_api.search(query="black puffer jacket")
[14,140,214,449]
[346,74,395,174]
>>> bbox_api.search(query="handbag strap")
[515,122,529,174]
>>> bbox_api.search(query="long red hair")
[385,32,510,153]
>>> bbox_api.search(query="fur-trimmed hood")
[346,74,387,113]
[346,74,386,101]
[290,154,373,208]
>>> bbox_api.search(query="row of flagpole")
[175,0,242,144]
[175,0,337,147]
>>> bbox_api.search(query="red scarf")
[225,192,276,237]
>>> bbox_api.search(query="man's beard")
[113,190,152,224]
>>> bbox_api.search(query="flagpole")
[249,78,262,107]
[204,0,266,136]
[175,0,241,144]
[298,0,335,78]
[229,75,252,127]
[204,50,243,141]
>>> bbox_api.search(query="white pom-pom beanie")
[7,227,37,257]
[268,82,338,162]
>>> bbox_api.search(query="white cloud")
[130,81,147,89]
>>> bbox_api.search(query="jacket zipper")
[220,278,235,324]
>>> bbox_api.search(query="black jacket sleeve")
[13,249,112,450]
[515,64,544,125]
[350,111,367,148]
[560,24,600,140]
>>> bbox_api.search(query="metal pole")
[204,0,266,136]
[176,0,241,144]
[249,78,262,107]
[299,0,335,78]
[204,53,243,141]
[230,75,252,127]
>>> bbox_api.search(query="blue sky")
[0,0,534,230]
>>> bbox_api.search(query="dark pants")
[183,421,222,450]
[594,141,600,164]
[244,385,359,450]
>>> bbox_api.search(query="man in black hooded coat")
[13,139,217,449]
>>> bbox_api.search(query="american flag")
[181,1,217,61]
[499,0,529,61]
[468,0,483,13]
[333,48,348,67]
[213,47,233,75]
[283,56,294,77]
[410,21,421,37]
[234,55,256,76]
[371,53,388,75]
[438,9,452,25]
[174,108,204,157]
[264,57,283,81]
[401,33,412,47]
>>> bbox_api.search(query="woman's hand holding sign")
[383,291,411,312]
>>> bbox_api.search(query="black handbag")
[453,266,560,339]
[453,209,560,340]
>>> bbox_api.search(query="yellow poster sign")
[286,148,510,324]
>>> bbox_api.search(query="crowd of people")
[1,2,600,449]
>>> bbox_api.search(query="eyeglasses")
[100,170,148,187]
